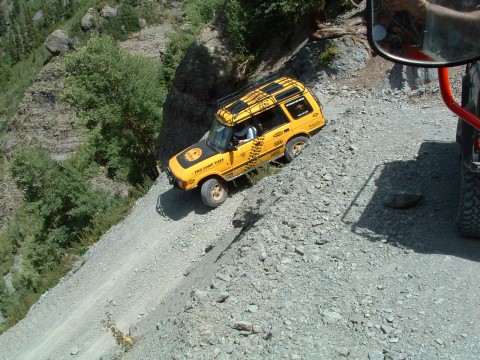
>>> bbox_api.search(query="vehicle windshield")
[207,118,233,152]
[369,0,480,66]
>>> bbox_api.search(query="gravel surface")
[122,76,480,360]
[2,28,480,360]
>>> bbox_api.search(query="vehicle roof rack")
[217,73,281,108]
[216,74,306,125]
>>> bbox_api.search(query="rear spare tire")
[201,178,228,208]
[285,136,310,163]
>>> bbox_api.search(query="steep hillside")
[128,78,480,360]
[2,21,479,358]
[2,2,480,359]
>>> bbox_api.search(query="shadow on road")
[156,187,207,220]
[343,140,480,262]
[156,177,251,221]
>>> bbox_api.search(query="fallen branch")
[309,24,366,40]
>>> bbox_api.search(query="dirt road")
[0,175,245,359]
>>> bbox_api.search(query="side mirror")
[367,0,480,67]
[228,142,238,151]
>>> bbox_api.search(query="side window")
[256,107,288,133]
[285,96,313,119]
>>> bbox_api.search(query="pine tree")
[0,5,7,37]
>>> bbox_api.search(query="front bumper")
[165,167,185,189]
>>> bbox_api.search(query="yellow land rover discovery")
[166,75,326,207]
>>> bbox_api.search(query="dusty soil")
[122,69,480,360]
[0,176,249,359]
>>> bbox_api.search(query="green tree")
[11,0,21,19]
[0,4,7,37]
[63,35,165,185]
[221,0,348,54]
[9,143,101,245]
[1,140,131,329]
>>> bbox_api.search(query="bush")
[222,0,321,55]
[0,142,132,331]
[98,4,141,41]
[317,43,339,65]
[63,35,165,185]
[9,143,102,242]
[246,162,283,185]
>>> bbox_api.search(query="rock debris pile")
[126,83,480,360]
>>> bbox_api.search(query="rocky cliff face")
[0,7,175,228]
[4,59,81,161]
[1,59,81,228]
[156,24,239,166]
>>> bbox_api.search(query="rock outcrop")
[1,60,82,228]
[4,60,81,161]
[81,8,97,32]
[156,24,238,166]
[44,29,72,56]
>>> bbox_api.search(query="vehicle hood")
[174,139,219,169]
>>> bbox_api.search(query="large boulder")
[101,5,118,19]
[81,8,97,32]
[44,29,72,56]
[388,63,437,90]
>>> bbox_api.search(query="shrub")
[246,162,283,185]
[63,35,165,185]
[0,141,133,331]
[222,0,322,55]
[317,43,339,65]
[98,4,141,41]
[9,143,102,241]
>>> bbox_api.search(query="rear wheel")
[458,160,480,238]
[285,136,310,162]
[201,178,228,208]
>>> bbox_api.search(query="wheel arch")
[286,132,310,143]
[198,173,227,188]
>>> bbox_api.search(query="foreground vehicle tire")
[285,136,310,162]
[201,178,228,208]
[458,162,480,238]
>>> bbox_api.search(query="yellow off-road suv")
[166,75,326,207]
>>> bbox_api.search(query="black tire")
[458,161,480,238]
[201,178,228,208]
[285,136,310,163]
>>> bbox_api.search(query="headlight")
[176,179,185,189]
[165,167,173,183]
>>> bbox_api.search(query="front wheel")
[201,178,228,208]
[285,136,310,163]
[458,162,480,238]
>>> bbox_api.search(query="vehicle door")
[221,124,261,180]
[255,106,291,161]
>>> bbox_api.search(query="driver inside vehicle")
[234,119,257,145]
